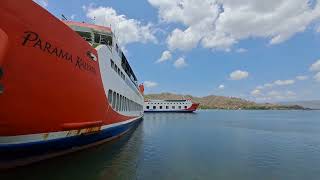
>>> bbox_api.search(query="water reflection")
[2,111,320,180]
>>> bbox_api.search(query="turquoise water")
[2,110,320,180]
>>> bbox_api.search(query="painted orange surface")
[0,1,135,136]
[186,103,200,112]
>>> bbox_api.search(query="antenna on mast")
[61,14,68,21]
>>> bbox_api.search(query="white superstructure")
[144,99,199,112]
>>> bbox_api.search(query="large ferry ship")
[144,99,200,112]
[0,1,144,168]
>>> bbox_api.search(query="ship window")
[126,98,129,111]
[115,65,118,73]
[178,106,181,109]
[120,95,123,111]
[103,35,112,46]
[116,93,120,111]
[112,91,116,109]
[127,99,129,111]
[153,106,156,109]
[94,33,101,43]
[76,31,93,43]
[172,106,175,109]
[100,35,108,45]
[159,106,162,109]
[108,90,113,105]
[121,72,125,80]
[123,97,125,111]
[117,68,121,76]
[166,106,169,109]
[123,96,125,111]
[121,95,123,111]
[111,59,114,69]
[185,106,187,109]
[146,106,149,109]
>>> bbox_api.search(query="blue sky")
[35,0,320,102]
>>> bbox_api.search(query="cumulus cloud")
[274,79,295,86]
[33,0,48,8]
[149,0,320,51]
[256,79,296,90]
[229,70,249,80]
[144,81,158,88]
[314,72,320,82]
[174,57,188,68]
[156,50,172,63]
[310,59,320,72]
[296,75,309,80]
[252,90,296,101]
[251,89,262,97]
[267,90,297,100]
[218,84,225,89]
[85,6,157,46]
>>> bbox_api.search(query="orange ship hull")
[0,1,143,168]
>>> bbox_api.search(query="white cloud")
[218,84,225,89]
[144,81,158,88]
[274,79,295,86]
[167,28,202,51]
[310,59,320,72]
[156,50,172,63]
[296,75,309,80]
[314,72,320,82]
[86,6,157,46]
[236,48,248,53]
[251,89,262,97]
[229,70,249,80]
[266,90,297,100]
[252,89,297,101]
[257,78,296,91]
[263,83,274,88]
[149,0,320,51]
[174,57,188,68]
[33,0,48,8]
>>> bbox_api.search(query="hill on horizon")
[280,100,320,109]
[144,93,305,110]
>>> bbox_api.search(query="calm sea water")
[2,110,320,180]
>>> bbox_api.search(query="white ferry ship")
[144,99,200,112]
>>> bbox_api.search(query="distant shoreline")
[144,93,312,111]
[197,108,318,111]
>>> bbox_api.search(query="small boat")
[0,1,144,168]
